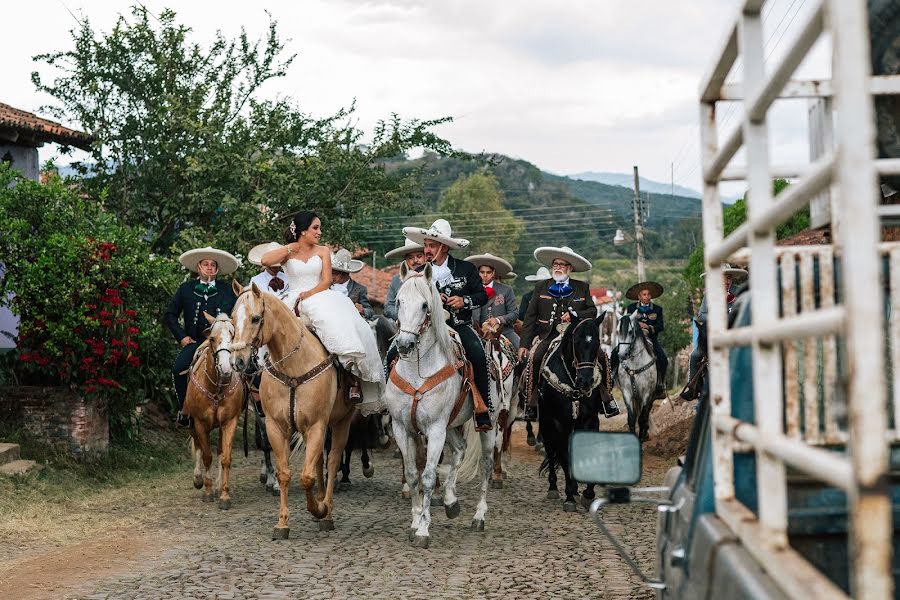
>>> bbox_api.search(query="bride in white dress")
[262,212,384,410]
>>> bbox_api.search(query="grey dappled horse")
[615,309,658,441]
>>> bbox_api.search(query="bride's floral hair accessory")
[289,221,297,239]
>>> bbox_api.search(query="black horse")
[538,314,608,512]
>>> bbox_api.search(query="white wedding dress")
[282,255,385,409]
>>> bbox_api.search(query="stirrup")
[603,399,620,419]
[474,412,492,432]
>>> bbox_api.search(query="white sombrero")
[701,263,748,282]
[402,219,470,250]
[465,253,513,278]
[533,246,592,273]
[384,237,424,261]
[247,242,284,267]
[331,248,364,273]
[525,266,552,282]
[178,246,240,275]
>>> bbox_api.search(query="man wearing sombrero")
[165,246,240,427]
[383,238,426,321]
[392,219,492,431]
[248,242,288,293]
[612,280,669,400]
[520,246,618,420]
[467,252,520,349]
[330,248,374,319]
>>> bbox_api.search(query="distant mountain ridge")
[567,171,701,199]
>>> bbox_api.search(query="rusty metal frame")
[698,0,892,598]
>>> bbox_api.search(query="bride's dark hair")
[289,211,319,241]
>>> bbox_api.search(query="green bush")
[0,165,181,441]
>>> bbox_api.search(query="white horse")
[384,263,498,548]
[614,308,658,441]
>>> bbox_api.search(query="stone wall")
[0,386,109,455]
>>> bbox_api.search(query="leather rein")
[615,317,656,398]
[233,288,337,434]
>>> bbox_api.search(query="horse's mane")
[400,274,453,360]
[620,309,653,356]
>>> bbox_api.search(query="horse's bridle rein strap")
[189,346,240,409]
[390,359,469,435]
[265,354,337,435]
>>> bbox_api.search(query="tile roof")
[355,264,399,307]
[0,102,92,150]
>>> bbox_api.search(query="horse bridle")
[231,289,302,371]
[561,318,601,398]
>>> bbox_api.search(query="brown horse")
[229,282,355,539]
[183,312,245,509]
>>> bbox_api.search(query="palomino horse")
[384,263,498,548]
[229,282,355,539]
[183,312,245,509]
[537,314,608,511]
[614,309,658,442]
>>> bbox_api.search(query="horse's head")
[204,311,235,377]
[395,263,438,358]
[568,313,605,393]
[230,282,267,373]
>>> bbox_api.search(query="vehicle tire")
[870,0,900,190]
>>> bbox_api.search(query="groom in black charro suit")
[384,219,493,431]
[164,247,239,427]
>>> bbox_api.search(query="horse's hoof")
[258,473,267,485]
[563,500,577,512]
[272,527,290,540]
[501,471,507,480]
[413,535,430,549]
[193,476,203,490]
[470,519,485,532]
[402,490,411,500]
[490,479,504,489]
[202,494,214,503]
[430,496,443,507]
[338,480,351,491]
[581,496,594,510]
[318,519,335,532]
[378,436,390,450]
[526,433,536,447]
[363,465,375,478]
[393,448,402,459]
[271,487,279,497]
[445,501,461,519]
[218,498,232,510]
[547,490,560,500]
[266,483,274,492]
[407,528,417,541]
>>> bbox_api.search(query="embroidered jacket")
[418,255,487,326]
[624,301,665,337]
[521,278,597,347]
[164,279,238,342]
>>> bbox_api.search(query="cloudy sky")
[3,0,828,194]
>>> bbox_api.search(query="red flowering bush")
[0,166,181,440]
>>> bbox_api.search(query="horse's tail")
[538,454,555,477]
[454,420,482,483]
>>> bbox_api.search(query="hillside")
[357,152,701,290]
[568,171,701,199]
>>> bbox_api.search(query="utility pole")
[632,165,646,281]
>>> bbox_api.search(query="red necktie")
[484,286,496,300]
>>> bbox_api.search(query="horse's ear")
[423,262,432,283]
[232,279,243,297]
[251,282,262,297]
[400,261,409,281]
[203,311,216,325]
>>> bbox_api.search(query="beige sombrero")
[384,237,424,261]
[331,248,365,273]
[503,272,518,282]
[178,247,240,275]
[465,253,513,278]
[533,246,592,273]
[247,242,284,267]
[402,219,470,250]
[625,281,664,301]
[701,263,748,282]
[525,266,552,282]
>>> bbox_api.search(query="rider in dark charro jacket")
[384,219,493,431]
[611,281,668,400]
[164,247,239,427]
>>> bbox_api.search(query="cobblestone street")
[7,421,673,599]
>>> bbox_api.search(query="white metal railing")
[699,1,892,598]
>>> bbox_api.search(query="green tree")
[437,171,524,258]
[683,178,807,297]
[32,5,455,261]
